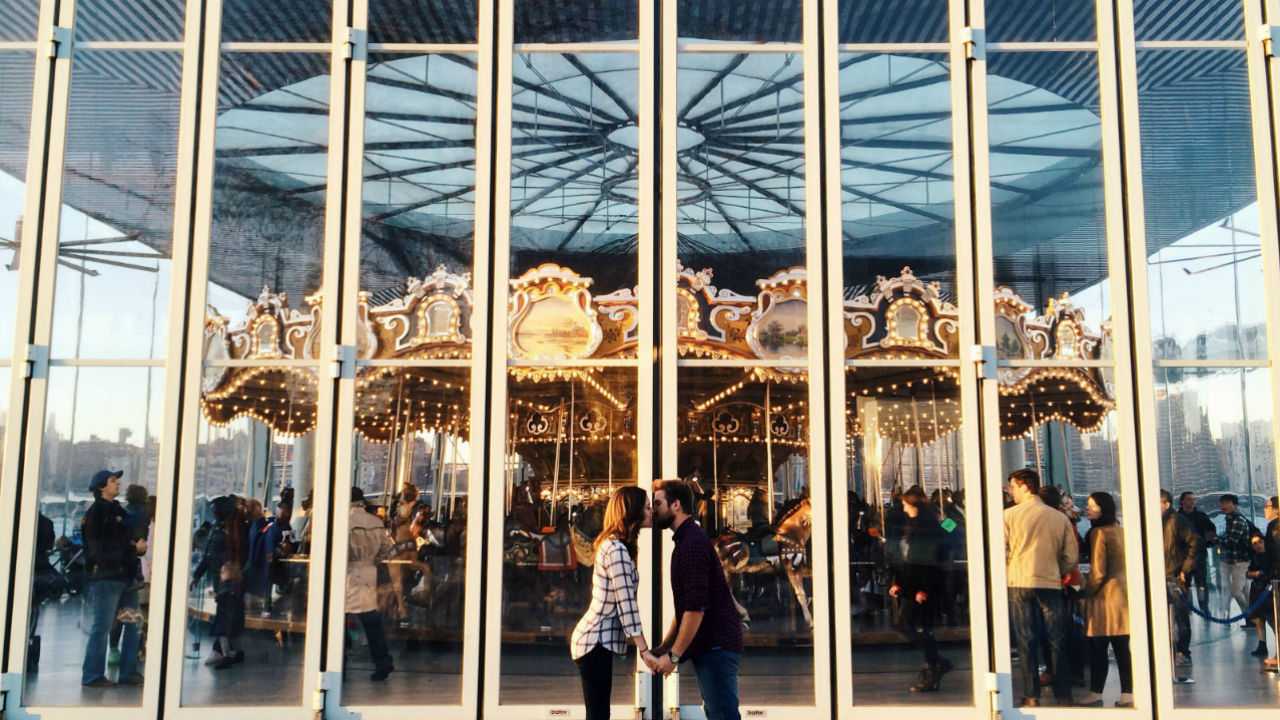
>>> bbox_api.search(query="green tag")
[940,517,957,533]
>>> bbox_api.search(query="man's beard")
[654,512,674,530]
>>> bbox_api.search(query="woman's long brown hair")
[594,486,648,559]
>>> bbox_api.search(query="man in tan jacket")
[1004,468,1078,707]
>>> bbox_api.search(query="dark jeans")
[1009,587,1070,701]
[691,649,741,720]
[1166,579,1191,655]
[1088,635,1132,694]
[1186,564,1210,611]
[574,644,613,720]
[898,595,939,666]
[83,580,140,684]
[352,611,393,673]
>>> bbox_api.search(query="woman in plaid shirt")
[571,486,654,720]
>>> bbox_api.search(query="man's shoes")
[212,656,235,670]
[370,665,394,682]
[1175,652,1193,667]
[203,652,224,666]
[1251,643,1269,658]
[909,666,940,692]
[118,672,144,686]
[106,649,121,667]
[82,677,115,688]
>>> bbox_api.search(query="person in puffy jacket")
[347,487,397,681]
[889,485,953,693]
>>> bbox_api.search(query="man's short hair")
[654,479,696,517]
[1008,468,1040,494]
[1179,491,1195,503]
[1159,489,1173,504]
[1221,493,1239,506]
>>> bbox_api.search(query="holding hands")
[642,648,676,676]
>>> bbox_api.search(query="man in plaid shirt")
[647,480,743,720]
[1219,494,1254,622]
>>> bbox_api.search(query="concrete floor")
[19,595,1279,710]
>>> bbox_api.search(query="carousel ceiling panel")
[0,1,1256,301]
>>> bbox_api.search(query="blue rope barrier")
[1174,585,1273,625]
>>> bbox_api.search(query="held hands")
[646,651,676,676]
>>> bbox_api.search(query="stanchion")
[1270,579,1280,678]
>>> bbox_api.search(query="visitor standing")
[81,469,146,687]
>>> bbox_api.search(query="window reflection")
[24,367,163,706]
[0,50,33,357]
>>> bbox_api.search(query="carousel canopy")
[0,0,1258,303]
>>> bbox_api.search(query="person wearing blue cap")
[81,469,147,688]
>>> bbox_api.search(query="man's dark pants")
[690,649,741,720]
[1009,587,1070,702]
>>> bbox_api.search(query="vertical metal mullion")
[821,0,854,712]
[460,0,498,716]
[481,0,514,714]
[131,0,214,713]
[162,0,225,712]
[1,0,76,689]
[658,0,679,714]
[951,0,1003,710]
[635,0,657,714]
[800,0,832,716]
[1094,0,1158,714]
[1110,0,1180,714]
[0,0,62,682]
[322,0,364,698]
[305,0,352,710]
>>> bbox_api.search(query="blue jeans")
[1166,578,1191,655]
[691,649,741,720]
[82,580,140,683]
[1009,587,1070,701]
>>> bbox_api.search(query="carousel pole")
[447,413,460,519]
[607,407,614,492]
[910,394,925,488]
[712,430,719,531]
[551,401,563,525]
[1029,393,1044,479]
[433,431,445,522]
[506,412,515,514]
[1057,421,1073,499]
[568,381,576,495]
[765,380,774,522]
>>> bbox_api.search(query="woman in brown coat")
[1079,491,1132,707]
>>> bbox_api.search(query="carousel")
[200,261,1114,637]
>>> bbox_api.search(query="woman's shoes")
[1078,699,1104,707]
[909,657,953,693]
[1251,643,1269,658]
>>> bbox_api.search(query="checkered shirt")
[1221,510,1253,564]
[570,539,643,659]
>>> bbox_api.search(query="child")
[209,561,246,670]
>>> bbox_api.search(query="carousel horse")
[714,497,814,628]
[385,496,431,620]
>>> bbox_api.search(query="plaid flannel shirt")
[570,539,643,659]
[1221,510,1252,564]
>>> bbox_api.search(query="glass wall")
[3,1,1280,717]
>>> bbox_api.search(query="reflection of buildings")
[1155,386,1226,496]
[1219,419,1276,496]
[1152,321,1268,362]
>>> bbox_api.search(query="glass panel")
[513,0,637,43]
[52,51,181,360]
[0,0,39,41]
[22,366,162,705]
[836,1,947,44]
[676,52,807,349]
[508,53,640,343]
[370,0,479,44]
[844,366,973,704]
[220,0,333,43]
[1138,50,1263,362]
[678,0,802,43]
[998,387,1128,709]
[1134,0,1244,41]
[840,52,957,356]
[496,367,639,704]
[182,363,318,706]
[0,51,34,358]
[343,367,469,704]
[209,53,330,306]
[1154,366,1280,707]
[73,0,186,41]
[676,366,813,706]
[985,0,1095,42]
[340,51,479,701]
[987,52,1110,353]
